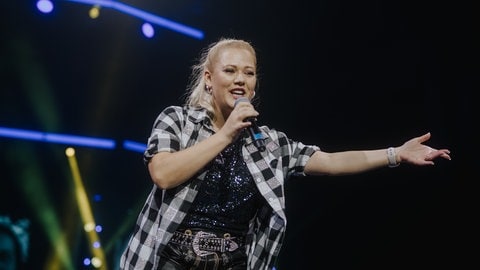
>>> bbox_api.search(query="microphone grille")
[234,97,250,107]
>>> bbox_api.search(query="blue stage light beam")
[123,140,146,153]
[45,133,115,149]
[0,126,115,149]
[63,0,205,39]
[0,127,44,141]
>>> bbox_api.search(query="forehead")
[215,47,256,68]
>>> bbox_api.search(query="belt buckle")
[192,231,216,257]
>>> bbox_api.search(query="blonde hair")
[183,38,258,118]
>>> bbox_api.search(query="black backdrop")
[1,1,476,269]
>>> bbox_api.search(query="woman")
[119,38,451,270]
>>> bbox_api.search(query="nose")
[234,72,245,85]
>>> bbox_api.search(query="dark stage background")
[1,1,476,269]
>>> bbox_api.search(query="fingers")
[441,153,452,160]
[417,132,431,143]
[435,149,451,160]
[426,149,451,161]
[235,102,258,120]
[438,149,451,155]
[439,149,452,160]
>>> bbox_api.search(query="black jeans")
[158,241,247,270]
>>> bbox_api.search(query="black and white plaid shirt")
[120,105,319,270]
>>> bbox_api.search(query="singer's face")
[206,47,257,116]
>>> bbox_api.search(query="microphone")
[234,97,266,151]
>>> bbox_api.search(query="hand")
[397,132,451,166]
[217,101,258,142]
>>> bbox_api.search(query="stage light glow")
[67,149,108,269]
[0,127,43,141]
[93,194,102,202]
[64,0,204,39]
[37,0,54,13]
[45,133,115,148]
[84,223,95,232]
[0,126,116,149]
[89,5,100,19]
[123,140,146,153]
[1,126,148,154]
[65,147,75,157]
[91,257,102,268]
[142,22,154,38]
[8,144,76,270]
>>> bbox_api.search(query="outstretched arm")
[304,132,451,176]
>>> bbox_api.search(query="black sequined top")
[180,137,264,236]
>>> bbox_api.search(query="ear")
[204,70,212,85]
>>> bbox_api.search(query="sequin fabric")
[180,137,263,235]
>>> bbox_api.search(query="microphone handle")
[234,97,266,151]
[247,118,266,151]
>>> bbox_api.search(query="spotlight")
[89,5,100,19]
[63,0,204,39]
[142,22,154,38]
[37,0,54,13]
[83,257,91,266]
[91,257,102,268]
[83,223,95,232]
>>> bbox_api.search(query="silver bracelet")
[387,147,400,168]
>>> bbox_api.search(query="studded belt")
[170,229,244,256]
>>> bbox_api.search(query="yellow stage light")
[89,5,100,19]
[66,147,108,269]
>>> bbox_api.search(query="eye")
[224,68,235,73]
